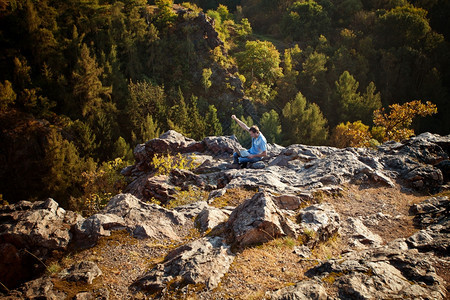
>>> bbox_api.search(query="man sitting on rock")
[231,114,267,168]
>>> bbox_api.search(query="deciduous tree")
[373,100,437,142]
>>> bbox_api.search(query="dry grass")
[209,187,258,208]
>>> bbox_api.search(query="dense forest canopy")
[0,0,449,209]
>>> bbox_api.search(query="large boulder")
[298,203,340,246]
[131,236,234,293]
[0,198,83,289]
[227,192,300,246]
[73,194,186,248]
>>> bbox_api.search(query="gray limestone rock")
[73,193,186,247]
[298,203,340,246]
[60,261,102,284]
[227,192,300,246]
[267,280,328,300]
[131,236,234,293]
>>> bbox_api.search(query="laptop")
[233,144,250,157]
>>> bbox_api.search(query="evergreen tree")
[112,136,133,162]
[167,87,189,135]
[260,109,282,144]
[333,71,382,125]
[43,128,94,207]
[187,95,205,140]
[141,114,161,142]
[282,92,328,146]
[126,80,166,139]
[202,68,212,92]
[205,105,223,136]
[334,70,361,122]
[72,43,112,118]
[67,120,98,158]
[0,80,16,112]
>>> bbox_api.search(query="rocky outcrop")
[340,217,384,249]
[131,236,234,293]
[267,280,328,300]
[0,198,83,289]
[73,193,187,248]
[123,132,449,203]
[227,192,300,247]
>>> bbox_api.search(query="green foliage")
[72,43,112,118]
[0,80,16,112]
[43,129,95,207]
[281,0,331,43]
[205,105,223,136]
[126,81,166,142]
[186,95,206,140]
[282,92,329,146]
[155,0,177,28]
[66,120,98,158]
[76,158,128,216]
[202,68,212,92]
[236,40,283,87]
[141,114,161,142]
[112,136,134,162]
[333,71,381,125]
[260,109,282,144]
[376,4,431,48]
[150,153,198,176]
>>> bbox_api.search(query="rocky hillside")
[1,131,449,299]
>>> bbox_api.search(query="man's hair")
[249,125,260,134]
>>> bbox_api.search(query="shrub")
[151,153,198,176]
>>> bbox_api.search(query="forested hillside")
[1,0,449,209]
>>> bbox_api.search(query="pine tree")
[260,109,282,144]
[112,136,133,162]
[67,120,98,158]
[0,80,16,112]
[202,68,212,92]
[187,95,205,140]
[72,43,112,118]
[141,114,161,142]
[205,105,223,136]
[43,128,94,206]
[282,92,328,146]
[167,88,189,135]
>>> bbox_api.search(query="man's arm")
[231,115,250,132]
[248,150,267,159]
